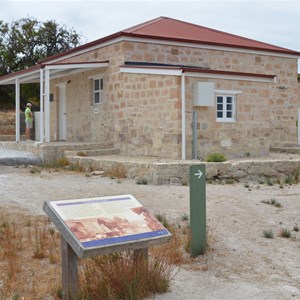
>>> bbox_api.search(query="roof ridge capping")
[122,16,166,33]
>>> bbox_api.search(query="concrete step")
[58,142,114,151]
[65,148,120,157]
[270,146,300,154]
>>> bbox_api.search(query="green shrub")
[180,213,189,222]
[205,153,227,162]
[263,230,274,238]
[136,177,148,185]
[261,198,282,208]
[280,228,291,238]
[284,175,295,185]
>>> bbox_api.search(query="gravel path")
[0,166,299,299]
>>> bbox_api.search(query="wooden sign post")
[43,194,171,299]
[61,238,78,299]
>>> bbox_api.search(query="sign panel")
[190,164,206,257]
[43,195,171,258]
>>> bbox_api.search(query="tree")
[298,74,300,83]
[0,17,82,75]
[0,17,82,109]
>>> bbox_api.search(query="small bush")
[284,175,295,185]
[224,178,236,184]
[293,225,299,232]
[155,213,171,229]
[263,230,274,238]
[77,151,87,157]
[80,251,174,300]
[136,177,148,185]
[280,228,291,238]
[205,153,226,162]
[30,166,42,174]
[261,198,282,208]
[181,213,189,222]
[57,156,69,167]
[106,163,127,179]
[244,182,250,189]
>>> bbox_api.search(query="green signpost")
[189,164,206,257]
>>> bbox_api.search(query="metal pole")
[297,108,300,146]
[15,78,20,142]
[40,68,45,142]
[45,68,50,142]
[189,164,206,257]
[181,72,186,160]
[192,109,197,159]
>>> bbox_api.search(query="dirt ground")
[0,165,299,300]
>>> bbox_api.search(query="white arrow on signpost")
[194,169,203,179]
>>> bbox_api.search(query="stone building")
[1,17,299,159]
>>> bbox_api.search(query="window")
[93,78,103,104]
[216,95,236,122]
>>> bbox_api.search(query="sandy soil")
[0,165,299,300]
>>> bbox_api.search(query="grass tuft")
[261,198,282,208]
[205,152,227,162]
[263,230,274,239]
[280,228,291,238]
[106,163,127,179]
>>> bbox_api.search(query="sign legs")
[133,248,149,262]
[61,237,79,300]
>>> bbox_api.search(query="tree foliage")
[298,73,300,83]
[0,17,82,109]
[0,17,82,76]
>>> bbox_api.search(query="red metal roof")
[121,17,300,55]
[40,17,300,64]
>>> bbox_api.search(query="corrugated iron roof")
[121,17,300,55]
[40,16,300,64]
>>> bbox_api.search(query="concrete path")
[0,148,42,166]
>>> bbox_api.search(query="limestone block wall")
[49,43,125,144]
[120,73,181,158]
[123,41,299,158]
[186,78,272,159]
[48,39,299,159]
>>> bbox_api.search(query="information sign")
[43,194,172,258]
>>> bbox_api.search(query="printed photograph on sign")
[48,195,169,248]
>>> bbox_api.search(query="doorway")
[58,84,67,141]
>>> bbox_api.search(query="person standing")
[25,103,33,140]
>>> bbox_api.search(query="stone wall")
[66,153,300,185]
[48,40,299,159]
[123,41,299,159]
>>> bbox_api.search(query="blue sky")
[1,0,300,70]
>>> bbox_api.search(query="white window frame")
[215,90,241,123]
[93,77,104,105]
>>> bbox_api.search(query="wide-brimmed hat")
[26,103,33,107]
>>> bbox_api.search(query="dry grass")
[105,163,127,179]
[0,206,210,300]
[0,209,61,299]
[80,252,174,300]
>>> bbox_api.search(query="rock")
[90,170,105,176]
